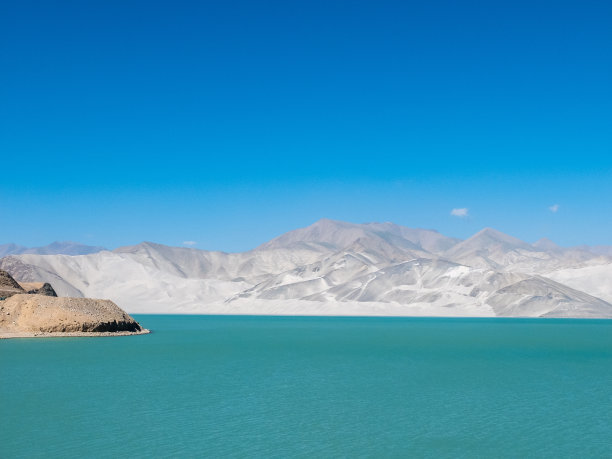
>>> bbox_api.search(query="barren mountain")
[1,219,611,318]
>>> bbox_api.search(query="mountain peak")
[469,227,529,245]
[311,218,353,229]
[446,227,533,258]
[114,241,164,253]
[473,227,509,238]
[533,238,561,251]
[256,219,459,255]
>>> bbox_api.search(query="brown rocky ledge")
[0,294,149,339]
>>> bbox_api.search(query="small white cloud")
[183,241,197,246]
[549,204,560,213]
[450,208,469,218]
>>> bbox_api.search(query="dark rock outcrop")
[0,269,26,299]
[25,283,58,297]
[0,270,58,299]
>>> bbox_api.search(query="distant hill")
[0,242,106,257]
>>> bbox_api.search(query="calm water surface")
[1,315,611,458]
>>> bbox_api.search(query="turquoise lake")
[1,315,611,458]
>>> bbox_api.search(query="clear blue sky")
[1,0,611,251]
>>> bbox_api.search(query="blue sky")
[1,0,611,251]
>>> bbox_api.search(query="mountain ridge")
[0,241,106,257]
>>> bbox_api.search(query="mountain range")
[1,219,611,318]
[0,242,106,257]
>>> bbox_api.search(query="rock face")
[0,294,145,334]
[0,269,25,299]
[19,282,58,297]
[0,270,58,299]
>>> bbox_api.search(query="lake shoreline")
[0,329,150,339]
